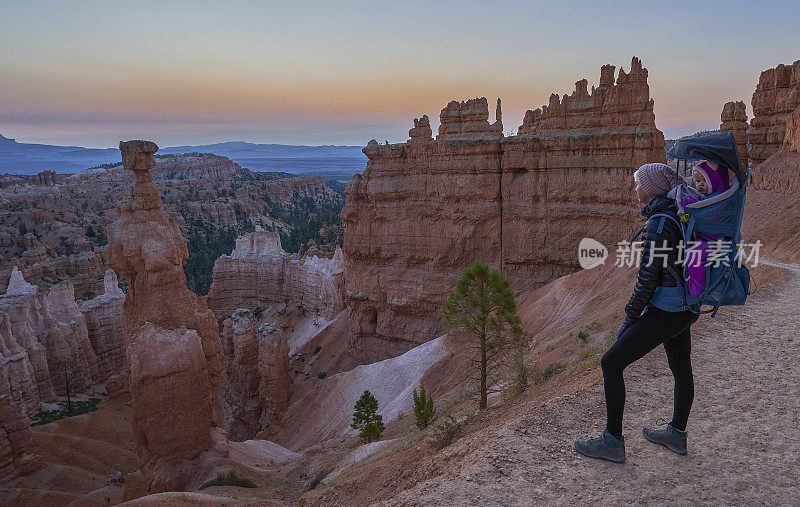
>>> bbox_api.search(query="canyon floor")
[4,261,796,506]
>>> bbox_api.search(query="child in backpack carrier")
[680,161,731,297]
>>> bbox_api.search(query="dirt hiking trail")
[383,259,800,505]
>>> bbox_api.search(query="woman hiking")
[574,162,698,463]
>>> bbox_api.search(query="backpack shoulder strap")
[630,211,683,245]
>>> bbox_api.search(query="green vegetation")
[183,224,244,296]
[179,184,343,296]
[31,397,101,426]
[266,194,344,253]
[430,416,462,450]
[200,470,256,489]
[351,390,385,443]
[443,261,525,409]
[413,383,436,429]
[307,468,332,490]
[530,362,566,387]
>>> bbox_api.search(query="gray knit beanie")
[634,163,686,197]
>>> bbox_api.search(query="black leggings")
[601,306,699,438]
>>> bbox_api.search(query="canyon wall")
[342,98,505,360]
[0,265,127,417]
[749,60,800,168]
[218,308,291,441]
[342,57,664,362]
[502,56,663,288]
[0,267,108,416]
[106,140,225,492]
[0,394,41,482]
[750,105,800,193]
[79,269,126,394]
[207,229,345,321]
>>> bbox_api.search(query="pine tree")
[351,390,385,443]
[443,260,524,409]
[413,383,436,429]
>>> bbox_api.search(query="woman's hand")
[617,315,634,339]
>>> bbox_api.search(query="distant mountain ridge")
[0,133,366,177]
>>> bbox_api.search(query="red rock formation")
[343,97,504,360]
[106,140,225,491]
[0,268,104,415]
[219,308,291,440]
[750,105,800,193]
[503,56,663,288]
[749,60,800,167]
[786,105,800,154]
[720,100,750,168]
[28,171,66,187]
[79,269,126,383]
[0,394,41,482]
[438,97,503,140]
[342,57,663,362]
[151,153,251,181]
[207,229,345,321]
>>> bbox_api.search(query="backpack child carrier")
[644,133,751,317]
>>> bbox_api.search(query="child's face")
[693,170,709,195]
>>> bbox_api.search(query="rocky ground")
[364,258,800,505]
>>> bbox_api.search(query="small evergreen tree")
[508,326,533,393]
[351,390,384,443]
[413,383,436,429]
[443,261,524,409]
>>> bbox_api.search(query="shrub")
[413,383,436,429]
[317,371,327,379]
[577,330,589,342]
[200,470,256,489]
[307,468,332,490]
[396,410,405,421]
[430,416,461,450]
[360,421,384,443]
[351,390,385,443]
[253,306,263,320]
[531,362,566,387]
[30,397,101,426]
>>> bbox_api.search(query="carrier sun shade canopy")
[666,132,747,186]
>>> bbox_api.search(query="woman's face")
[635,181,650,204]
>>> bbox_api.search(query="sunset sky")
[1,0,799,148]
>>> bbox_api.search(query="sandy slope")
[377,258,800,505]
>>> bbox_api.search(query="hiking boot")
[642,421,687,455]
[574,428,626,463]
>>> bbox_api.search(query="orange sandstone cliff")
[749,60,800,168]
[341,57,664,363]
